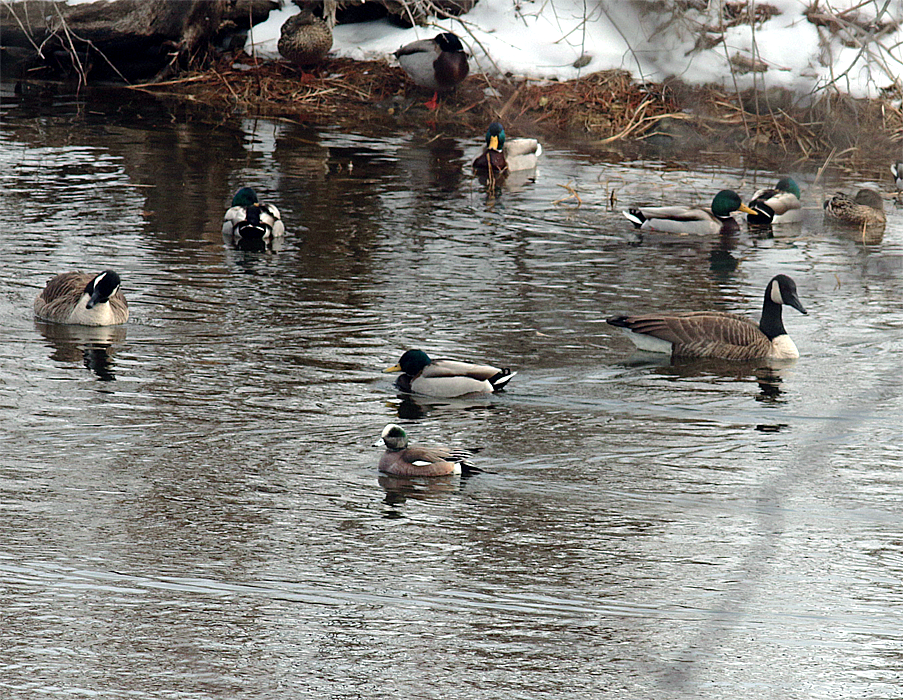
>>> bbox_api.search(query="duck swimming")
[384,349,515,397]
[624,189,757,235]
[746,177,803,224]
[378,423,480,477]
[472,122,543,173]
[823,188,886,228]
[222,187,285,249]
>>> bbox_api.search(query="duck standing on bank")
[472,121,543,174]
[277,10,333,66]
[34,270,129,326]
[222,187,286,249]
[394,32,469,110]
[746,177,803,224]
[384,349,515,397]
[607,274,807,361]
[623,190,757,235]
[378,423,481,477]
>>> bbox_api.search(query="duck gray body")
[378,424,480,477]
[34,270,128,326]
[222,187,285,249]
[607,274,807,361]
[385,349,515,397]
[394,32,469,92]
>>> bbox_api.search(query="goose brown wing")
[616,312,771,359]
[39,272,88,303]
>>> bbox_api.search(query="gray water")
[1,85,901,699]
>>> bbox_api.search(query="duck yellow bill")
[384,364,402,373]
[739,203,758,215]
[488,135,500,150]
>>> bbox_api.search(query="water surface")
[1,85,901,699]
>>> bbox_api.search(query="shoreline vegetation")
[3,0,902,180]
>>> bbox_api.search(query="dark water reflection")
[1,84,902,699]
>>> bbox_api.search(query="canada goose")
[34,270,128,326]
[378,423,481,477]
[892,162,903,191]
[394,32,469,109]
[606,274,807,360]
[222,187,285,248]
[472,122,543,173]
[277,10,332,66]
[823,188,886,228]
[623,190,757,235]
[746,177,803,224]
[384,349,516,397]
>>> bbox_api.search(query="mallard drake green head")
[277,10,332,66]
[747,177,803,224]
[823,188,886,228]
[623,189,757,235]
[607,274,807,361]
[35,270,129,326]
[377,423,481,477]
[384,349,516,397]
[472,121,542,173]
[222,187,286,249]
[394,32,469,109]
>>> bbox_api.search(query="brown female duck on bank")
[378,424,481,477]
[623,189,757,235]
[394,32,469,109]
[384,349,515,397]
[277,10,333,66]
[607,274,807,361]
[823,188,886,228]
[472,122,543,174]
[34,270,129,326]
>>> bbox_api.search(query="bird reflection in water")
[36,322,127,381]
[391,393,495,420]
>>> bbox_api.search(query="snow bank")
[245,0,903,99]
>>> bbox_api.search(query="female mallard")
[378,423,480,477]
[623,190,757,235]
[394,32,469,109]
[277,10,332,66]
[35,270,128,326]
[384,349,515,397]
[222,187,285,248]
[472,122,543,173]
[607,274,807,361]
[823,188,886,228]
[746,177,803,224]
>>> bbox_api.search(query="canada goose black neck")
[759,274,806,340]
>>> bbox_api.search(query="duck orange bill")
[739,203,758,215]
[384,364,402,373]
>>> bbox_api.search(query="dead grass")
[126,49,903,177]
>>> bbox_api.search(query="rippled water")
[1,84,901,699]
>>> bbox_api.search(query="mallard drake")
[623,190,757,235]
[378,423,481,477]
[384,349,515,397]
[277,10,332,66]
[35,270,128,326]
[472,122,543,173]
[607,274,807,361]
[892,162,903,191]
[746,177,803,224]
[394,32,469,109]
[222,187,285,249]
[823,188,886,228]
